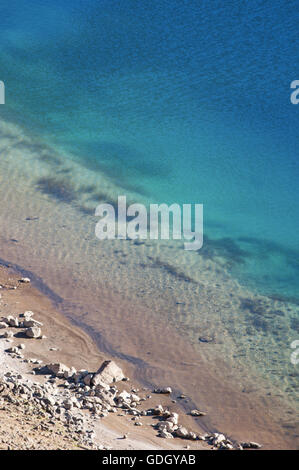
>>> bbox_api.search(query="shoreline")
[0,261,296,450]
[0,117,298,450]
[0,263,209,450]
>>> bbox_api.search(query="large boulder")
[92,360,125,386]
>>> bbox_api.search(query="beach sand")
[0,263,209,450]
[0,261,296,450]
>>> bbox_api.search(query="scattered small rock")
[190,409,207,417]
[19,278,31,283]
[153,387,172,394]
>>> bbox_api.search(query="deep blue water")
[0,0,298,298]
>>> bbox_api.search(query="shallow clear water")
[0,0,298,441]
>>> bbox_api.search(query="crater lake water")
[0,0,298,444]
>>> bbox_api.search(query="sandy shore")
[0,263,211,450]
[0,261,297,450]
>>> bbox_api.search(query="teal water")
[0,0,298,300]
[0,1,298,441]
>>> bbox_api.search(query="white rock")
[190,409,206,416]
[5,316,19,327]
[212,433,226,445]
[174,426,190,439]
[3,331,13,338]
[23,319,43,328]
[92,360,125,385]
[166,412,179,425]
[20,311,34,318]
[25,326,41,338]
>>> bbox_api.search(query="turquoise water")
[0,0,298,300]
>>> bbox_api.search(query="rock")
[5,316,19,327]
[241,441,262,449]
[63,367,76,379]
[220,442,234,450]
[166,412,179,425]
[211,433,226,446]
[153,387,172,394]
[83,374,93,386]
[198,336,213,343]
[94,389,116,407]
[6,347,19,354]
[25,326,41,338]
[73,370,89,384]
[0,322,8,329]
[159,429,174,439]
[23,319,43,328]
[46,363,70,378]
[152,405,164,416]
[20,310,34,318]
[131,393,141,403]
[198,433,209,441]
[174,426,190,439]
[157,421,176,433]
[63,398,74,410]
[190,409,207,417]
[117,390,131,404]
[92,360,125,385]
[94,382,110,393]
[43,395,56,406]
[19,277,31,283]
[3,331,13,338]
